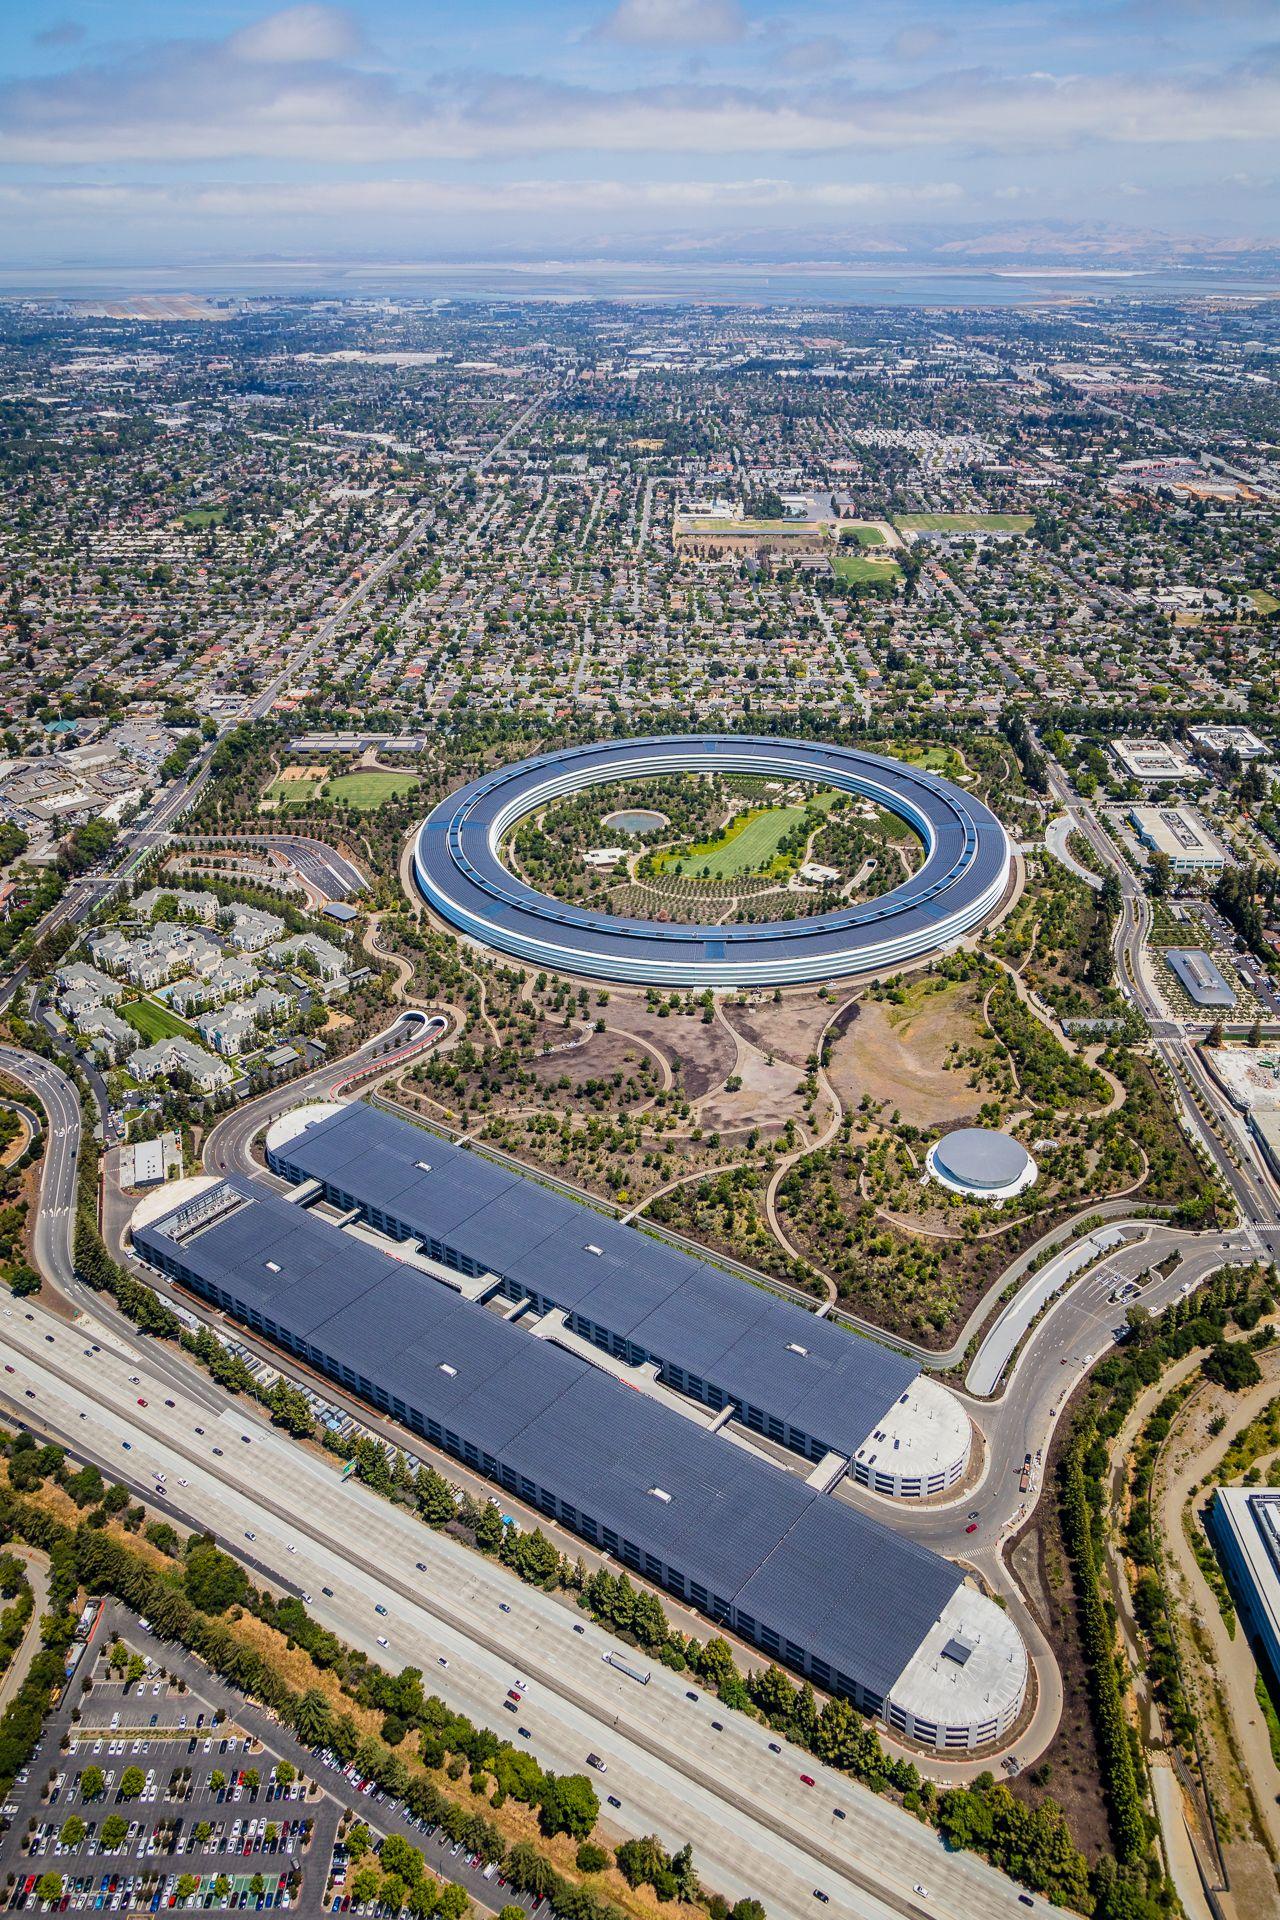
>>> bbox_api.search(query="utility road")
[0,1303,1053,1920]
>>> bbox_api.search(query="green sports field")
[832,553,901,585]
[121,998,199,1045]
[894,513,1034,534]
[263,774,327,807]
[839,522,886,547]
[324,770,421,811]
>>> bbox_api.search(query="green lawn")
[832,553,901,585]
[894,513,1034,534]
[263,775,327,808]
[659,789,840,880]
[324,770,421,811]
[179,507,227,529]
[902,744,965,776]
[121,998,199,1045]
[1249,587,1280,615]
[839,522,886,547]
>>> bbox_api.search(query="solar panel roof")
[136,1178,959,1699]
[276,1102,918,1459]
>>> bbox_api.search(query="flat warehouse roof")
[273,1101,919,1459]
[135,1179,962,1700]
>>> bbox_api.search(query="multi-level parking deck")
[412,735,1012,987]
[132,1174,1026,1749]
[265,1101,938,1473]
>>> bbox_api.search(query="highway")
[0,1303,1055,1920]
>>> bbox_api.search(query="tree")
[275,1760,295,1787]
[1203,1340,1262,1392]
[415,1467,456,1527]
[176,1876,199,1901]
[1146,851,1172,899]
[59,1815,86,1848]
[350,1867,381,1905]
[293,1687,334,1750]
[80,1766,105,1801]
[436,1886,470,1920]
[537,1771,599,1841]
[100,1815,128,1850]
[210,1769,226,1792]
[36,1873,64,1905]
[9,1263,40,1298]
[120,1766,145,1798]
[249,1874,266,1898]
[184,1537,248,1613]
[380,1833,423,1886]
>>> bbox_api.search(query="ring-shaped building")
[413,735,1012,989]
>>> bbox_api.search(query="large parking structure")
[132,1166,1027,1751]
[412,735,1012,988]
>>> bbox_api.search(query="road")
[0,1305,1056,1920]
[0,1042,82,1289]
[1041,752,1280,1243]
[181,833,368,902]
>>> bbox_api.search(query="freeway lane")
[0,1305,1053,1920]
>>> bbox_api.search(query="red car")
[800,1774,815,1787]
[965,1522,978,1534]
[137,1396,148,1406]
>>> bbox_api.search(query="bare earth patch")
[827,978,989,1129]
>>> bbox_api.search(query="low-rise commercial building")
[1128,805,1225,874]
[1211,1488,1280,1685]
[1165,948,1237,1011]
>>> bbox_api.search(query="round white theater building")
[927,1126,1037,1202]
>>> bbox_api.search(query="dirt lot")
[826,976,991,1129]
[602,995,738,1099]
[720,990,835,1069]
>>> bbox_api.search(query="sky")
[1,0,1279,268]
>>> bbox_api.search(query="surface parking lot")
[0,1615,330,1914]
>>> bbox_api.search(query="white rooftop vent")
[414,1160,433,1173]
[785,1342,808,1357]
[438,1363,458,1378]
[265,1260,281,1273]
[648,1487,672,1504]
[585,1243,603,1256]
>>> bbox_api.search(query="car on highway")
[212,1446,223,1456]
[586,1754,606,1772]
[137,1397,148,1407]
[813,1894,829,1906]
[374,1605,387,1617]
[377,1637,389,1649]
[606,1795,620,1808]
[799,1774,814,1787]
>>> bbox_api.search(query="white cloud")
[0,17,1277,172]
[594,0,745,46]
[228,5,360,65]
